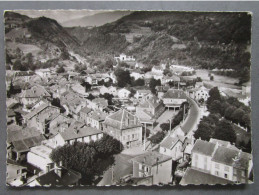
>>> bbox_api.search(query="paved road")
[180,97,200,135]
[97,153,133,186]
[153,110,177,132]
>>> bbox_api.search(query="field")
[7,42,42,56]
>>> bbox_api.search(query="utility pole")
[143,123,147,151]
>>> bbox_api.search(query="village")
[6,52,252,186]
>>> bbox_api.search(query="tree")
[87,93,95,101]
[149,77,161,94]
[99,93,114,105]
[56,66,65,73]
[210,75,214,81]
[81,82,92,92]
[132,78,145,86]
[114,68,131,87]
[213,119,236,144]
[207,87,221,107]
[209,100,222,114]
[194,121,214,141]
[242,113,251,131]
[231,108,245,124]
[160,123,170,131]
[148,131,165,145]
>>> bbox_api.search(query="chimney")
[55,168,62,178]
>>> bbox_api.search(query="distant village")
[6,52,252,186]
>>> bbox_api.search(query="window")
[224,166,229,172]
[215,163,219,169]
[132,134,134,139]
[215,171,219,176]
[233,169,237,175]
[224,173,228,179]
[242,171,246,177]
[17,170,20,174]
[164,148,166,152]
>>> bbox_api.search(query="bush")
[148,131,165,145]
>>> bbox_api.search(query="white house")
[35,68,51,79]
[189,86,209,101]
[135,89,151,99]
[117,88,131,99]
[27,145,54,172]
[152,66,164,74]
[52,125,103,147]
[115,53,135,62]
[162,89,187,111]
[130,72,144,80]
[132,151,172,185]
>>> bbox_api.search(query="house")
[132,151,172,185]
[159,135,185,161]
[102,109,142,148]
[79,106,92,124]
[189,139,253,184]
[108,86,118,96]
[24,103,60,133]
[135,96,164,125]
[115,53,135,62]
[52,125,103,147]
[135,89,151,100]
[27,165,81,187]
[86,110,108,130]
[144,72,164,81]
[18,85,51,107]
[117,88,131,99]
[162,89,187,111]
[188,86,209,101]
[35,68,51,79]
[6,159,27,186]
[87,98,108,111]
[7,125,46,161]
[161,75,180,86]
[152,66,164,74]
[47,114,72,135]
[130,71,144,80]
[27,145,54,172]
[155,86,170,99]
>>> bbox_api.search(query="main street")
[180,97,200,135]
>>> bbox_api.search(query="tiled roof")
[89,110,107,121]
[60,126,102,141]
[35,168,81,186]
[104,109,142,130]
[24,103,59,120]
[132,151,171,166]
[180,167,233,185]
[138,96,161,109]
[80,106,92,114]
[12,135,46,153]
[163,89,187,99]
[92,98,108,107]
[212,146,251,170]
[160,136,180,149]
[192,139,216,156]
[19,85,50,98]
[7,126,40,143]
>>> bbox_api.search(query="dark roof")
[35,168,81,186]
[132,151,172,167]
[180,168,233,185]
[192,140,216,156]
[60,126,102,141]
[212,146,251,170]
[163,89,187,99]
[19,85,50,98]
[12,135,46,152]
[160,136,180,149]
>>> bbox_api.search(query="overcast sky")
[14,10,112,24]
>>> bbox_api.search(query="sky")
[15,10,112,24]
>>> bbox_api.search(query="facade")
[132,151,172,185]
[27,145,54,172]
[117,88,131,99]
[24,103,60,134]
[188,86,209,101]
[191,139,253,183]
[115,53,135,62]
[6,160,27,186]
[151,66,164,74]
[86,110,107,130]
[162,89,187,110]
[102,109,143,148]
[19,85,51,107]
[52,125,103,147]
[135,89,151,100]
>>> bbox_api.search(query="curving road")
[180,97,200,135]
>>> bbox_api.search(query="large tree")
[207,87,221,107]
[213,119,237,144]
[149,77,161,94]
[114,68,131,87]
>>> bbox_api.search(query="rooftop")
[192,139,217,156]
[132,151,171,167]
[180,167,233,185]
[163,89,187,99]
